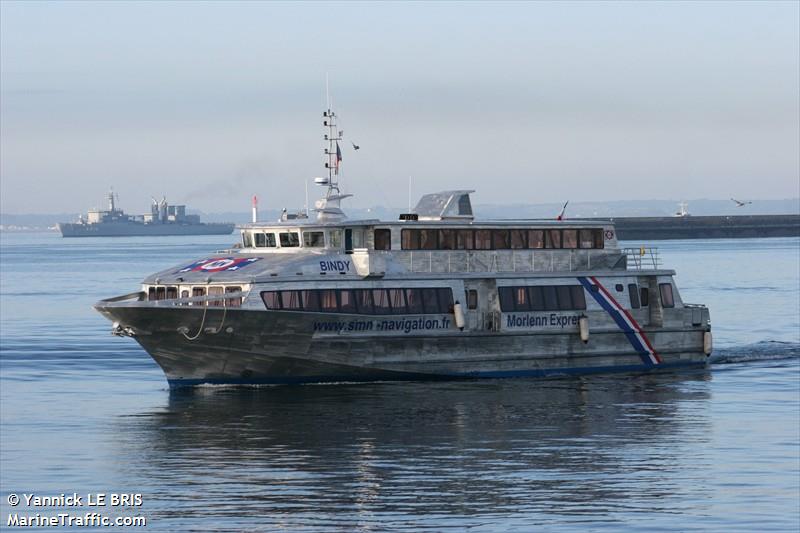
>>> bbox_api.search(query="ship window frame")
[528,230,545,249]
[492,229,511,250]
[542,285,559,310]
[355,289,374,314]
[242,232,253,248]
[466,289,478,310]
[456,229,474,250]
[405,288,425,314]
[208,286,224,307]
[155,286,166,301]
[594,229,605,249]
[303,231,325,248]
[439,229,456,250]
[629,284,641,309]
[437,288,454,313]
[388,288,407,314]
[475,229,492,250]
[302,290,320,312]
[418,229,438,250]
[528,286,545,311]
[279,232,300,248]
[339,289,358,313]
[562,229,578,249]
[255,232,277,248]
[659,283,675,308]
[578,229,594,249]
[261,291,280,309]
[280,290,302,310]
[401,229,419,250]
[510,229,527,249]
[545,229,562,249]
[372,289,392,314]
[374,228,392,250]
[148,287,156,301]
[421,288,440,313]
[329,229,343,248]
[225,286,242,307]
[166,286,178,300]
[571,286,587,310]
[319,289,338,312]
[640,287,649,307]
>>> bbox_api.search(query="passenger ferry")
[95,107,713,388]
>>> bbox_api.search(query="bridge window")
[419,229,437,250]
[279,232,300,247]
[303,231,325,248]
[255,232,276,248]
[659,283,675,308]
[374,229,391,250]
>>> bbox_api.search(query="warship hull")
[58,222,235,237]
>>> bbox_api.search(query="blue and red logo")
[577,276,662,366]
[175,257,260,274]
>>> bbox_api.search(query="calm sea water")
[1,233,798,532]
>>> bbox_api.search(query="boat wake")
[709,340,800,365]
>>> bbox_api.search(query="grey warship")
[57,190,234,237]
[95,107,712,388]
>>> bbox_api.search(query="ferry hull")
[96,305,710,388]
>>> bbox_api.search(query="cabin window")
[528,286,545,311]
[594,229,605,249]
[339,289,358,313]
[374,229,391,250]
[492,229,511,249]
[640,287,649,307]
[615,284,624,292]
[405,289,424,314]
[545,230,562,249]
[571,286,587,310]
[302,290,320,312]
[401,229,419,250]
[542,286,559,310]
[181,290,189,299]
[165,286,178,299]
[500,285,586,312]
[456,229,474,250]
[562,230,578,249]
[510,229,527,249]
[329,230,343,248]
[155,286,166,301]
[279,232,300,247]
[528,230,544,249]
[318,290,337,312]
[421,288,439,313]
[280,290,302,310]
[438,288,454,312]
[208,286,224,307]
[579,229,594,249]
[629,284,641,309]
[225,286,242,307]
[372,289,392,313]
[148,287,156,301]
[192,287,205,298]
[475,229,492,250]
[466,290,478,310]
[419,229,437,250]
[389,288,407,314]
[439,229,456,250]
[242,232,253,248]
[303,231,325,248]
[261,292,280,309]
[659,283,675,308]
[355,289,374,314]
[255,232,276,248]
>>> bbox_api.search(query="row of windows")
[401,228,605,251]
[261,288,454,315]
[147,285,243,307]
[244,230,331,249]
[499,285,588,312]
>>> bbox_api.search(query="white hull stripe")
[577,276,662,366]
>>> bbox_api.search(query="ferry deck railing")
[622,247,661,270]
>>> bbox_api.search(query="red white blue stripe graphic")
[577,276,662,366]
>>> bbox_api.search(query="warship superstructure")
[95,107,712,388]
[57,191,234,237]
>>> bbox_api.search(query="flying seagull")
[731,198,752,207]
[351,141,360,150]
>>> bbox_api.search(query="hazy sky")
[1,1,798,215]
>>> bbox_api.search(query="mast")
[314,99,352,221]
